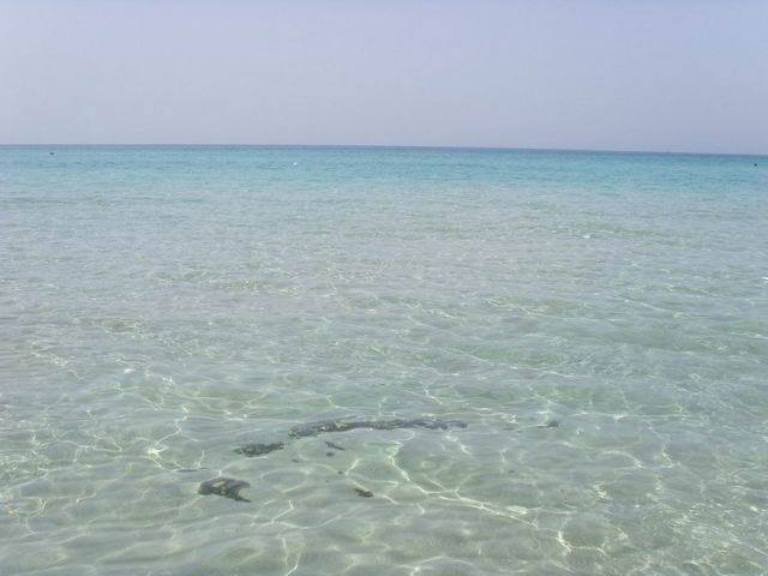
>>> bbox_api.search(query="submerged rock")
[354,487,374,498]
[536,419,560,429]
[234,442,284,457]
[198,477,251,502]
[289,418,467,439]
[324,440,345,451]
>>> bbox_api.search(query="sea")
[1,146,767,575]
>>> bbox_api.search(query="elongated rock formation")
[288,417,467,439]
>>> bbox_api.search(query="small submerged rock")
[234,442,284,457]
[198,477,251,502]
[354,487,374,498]
[325,440,345,451]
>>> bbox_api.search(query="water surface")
[1,146,767,575]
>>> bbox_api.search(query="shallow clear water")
[1,146,767,575]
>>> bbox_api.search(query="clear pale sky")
[2,0,767,154]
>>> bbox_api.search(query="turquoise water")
[1,146,767,575]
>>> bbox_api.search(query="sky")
[1,0,767,154]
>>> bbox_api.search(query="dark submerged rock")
[354,488,374,498]
[234,442,284,457]
[289,418,467,439]
[325,440,345,451]
[536,419,560,428]
[198,477,251,502]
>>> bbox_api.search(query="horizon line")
[0,143,766,158]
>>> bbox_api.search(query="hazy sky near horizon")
[2,0,767,153]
